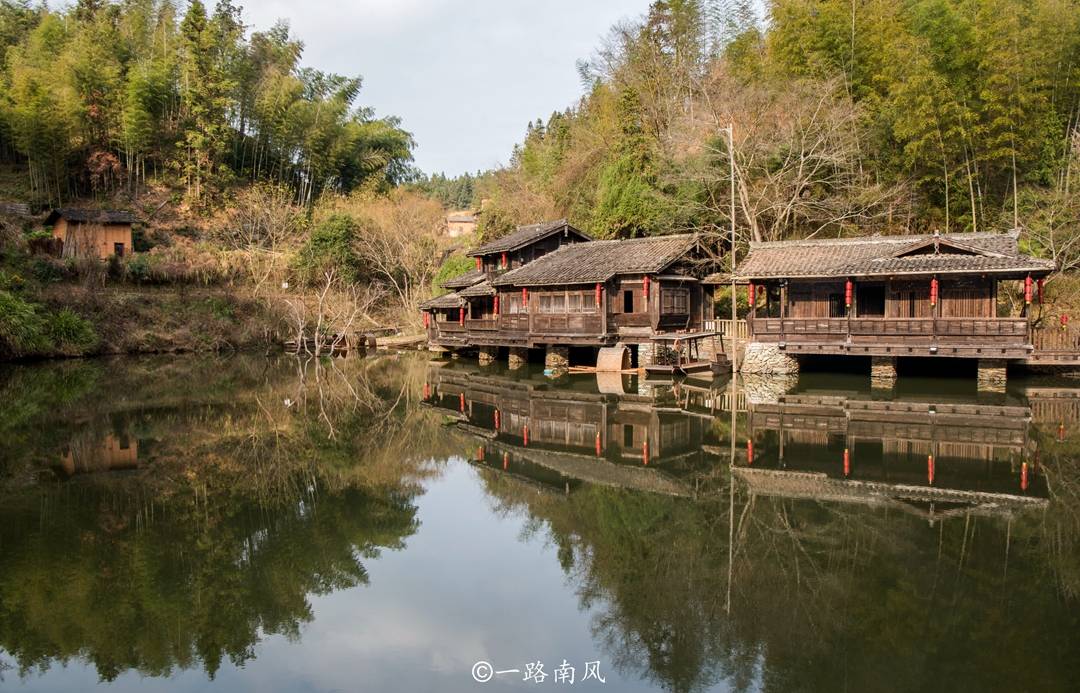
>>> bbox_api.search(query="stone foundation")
[870,356,897,383]
[977,359,1008,392]
[545,345,569,371]
[637,343,655,367]
[508,347,528,369]
[741,373,799,404]
[477,346,498,366]
[739,342,799,374]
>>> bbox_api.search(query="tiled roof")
[46,208,136,225]
[419,292,463,310]
[733,231,1054,280]
[492,234,702,287]
[459,279,496,297]
[467,219,590,256]
[440,269,486,289]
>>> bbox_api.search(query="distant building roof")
[0,202,32,218]
[459,279,496,297]
[492,233,702,287]
[46,208,136,225]
[467,219,590,257]
[447,213,477,223]
[419,292,464,310]
[440,268,486,290]
[728,231,1054,280]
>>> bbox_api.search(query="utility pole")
[724,123,738,374]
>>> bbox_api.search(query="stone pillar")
[637,342,655,367]
[545,345,569,371]
[740,342,799,374]
[870,356,897,385]
[977,359,1008,392]
[508,347,528,369]
[477,346,498,366]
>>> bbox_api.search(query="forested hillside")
[474,0,1080,274]
[0,0,413,206]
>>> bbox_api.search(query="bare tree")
[215,184,307,297]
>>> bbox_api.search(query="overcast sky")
[241,0,653,177]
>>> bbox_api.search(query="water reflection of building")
[423,364,719,496]
[56,433,139,477]
[739,388,1049,516]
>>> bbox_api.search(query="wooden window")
[661,288,690,314]
[567,292,581,313]
[857,285,885,317]
[828,293,845,318]
[623,290,635,313]
[506,294,524,314]
[539,293,565,314]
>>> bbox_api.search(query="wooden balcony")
[748,317,1034,358]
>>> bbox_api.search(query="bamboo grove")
[0,0,415,206]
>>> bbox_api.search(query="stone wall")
[739,342,799,374]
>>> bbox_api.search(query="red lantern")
[475,257,482,271]
[522,287,528,308]
[459,392,465,413]
[747,282,755,307]
[423,312,430,328]
[423,382,430,399]
[1024,275,1033,305]
[493,295,499,316]
[595,431,602,456]
[1062,314,1070,331]
[478,446,484,461]
[746,439,754,465]
[503,452,509,470]
[595,282,602,308]
[928,455,935,485]
[845,279,853,309]
[523,424,529,447]
[930,278,939,307]
[1021,461,1029,491]
[501,251,508,268]
[643,275,651,304]
[459,306,465,325]
[1037,277,1044,304]
[843,448,850,477]
[642,439,649,465]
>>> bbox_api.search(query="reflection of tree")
[481,468,1080,693]
[0,351,468,682]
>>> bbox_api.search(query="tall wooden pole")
[728,123,738,374]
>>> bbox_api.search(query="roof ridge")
[749,231,1017,249]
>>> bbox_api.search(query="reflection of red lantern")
[928,455,935,485]
[1059,422,1066,441]
[1024,275,1033,304]
[523,424,529,447]
[747,439,754,465]
[493,295,499,316]
[423,382,430,399]
[1037,278,1044,304]
[494,409,500,429]
[748,282,756,307]
[843,448,850,477]
[930,278,939,307]
[845,280,853,309]
[503,452,509,470]
[478,446,484,461]
[595,283,602,308]
[1021,461,1029,491]
[642,439,649,465]
[459,392,465,413]
[596,431,602,456]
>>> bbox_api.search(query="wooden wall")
[52,219,133,259]
[780,278,996,320]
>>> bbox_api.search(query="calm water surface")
[2,353,1080,692]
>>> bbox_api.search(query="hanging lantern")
[747,282,756,307]
[1021,461,1029,491]
[501,251,508,268]
[1062,314,1070,331]
[475,257,482,271]
[843,447,850,477]
[595,283,603,308]
[845,280,853,309]
[747,439,754,465]
[1037,278,1045,305]
[930,278,939,307]
[1024,275,1033,305]
[423,312,430,328]
[493,295,500,316]
[494,409,500,430]
[459,306,465,325]
[595,430,602,456]
[522,287,528,308]
[643,275,651,304]
[502,452,509,470]
[423,382,430,399]
[523,424,529,447]
[477,446,484,462]
[928,455,935,485]
[642,439,649,465]
[459,392,465,413]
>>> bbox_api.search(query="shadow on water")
[2,353,1080,691]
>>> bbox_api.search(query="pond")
[2,352,1080,692]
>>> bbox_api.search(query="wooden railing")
[750,317,1029,342]
[465,318,498,331]
[1033,325,1080,352]
[533,314,604,334]
[705,319,750,339]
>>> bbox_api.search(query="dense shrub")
[45,308,97,351]
[431,254,475,296]
[0,290,49,356]
[292,214,364,285]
